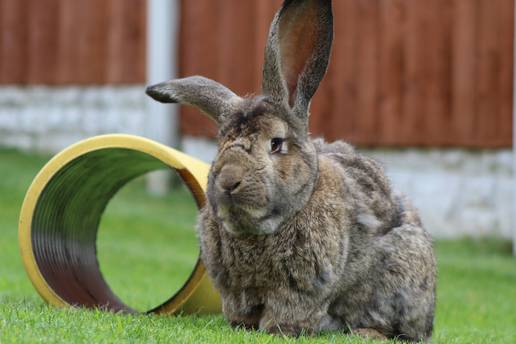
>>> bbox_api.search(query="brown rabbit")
[146,0,436,341]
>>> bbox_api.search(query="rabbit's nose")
[221,179,241,194]
[217,165,243,195]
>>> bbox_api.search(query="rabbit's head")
[147,0,333,235]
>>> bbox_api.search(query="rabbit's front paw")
[317,314,343,332]
[223,294,263,331]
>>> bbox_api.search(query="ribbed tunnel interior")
[30,148,200,313]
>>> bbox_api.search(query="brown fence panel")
[179,0,282,138]
[0,0,146,85]
[179,0,514,148]
[0,0,29,84]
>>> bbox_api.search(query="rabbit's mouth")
[217,203,281,236]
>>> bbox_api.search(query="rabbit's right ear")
[146,76,242,124]
[262,0,333,120]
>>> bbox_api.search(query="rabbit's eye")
[270,138,285,154]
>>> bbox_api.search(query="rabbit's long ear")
[262,0,333,118]
[146,76,242,123]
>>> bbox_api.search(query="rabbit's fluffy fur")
[147,0,436,341]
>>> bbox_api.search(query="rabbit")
[146,0,436,341]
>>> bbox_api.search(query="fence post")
[145,0,180,195]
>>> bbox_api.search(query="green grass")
[0,148,515,343]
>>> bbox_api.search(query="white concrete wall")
[365,149,512,239]
[0,86,512,239]
[0,86,149,152]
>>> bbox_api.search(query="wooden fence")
[0,0,146,84]
[0,0,513,147]
[180,0,514,148]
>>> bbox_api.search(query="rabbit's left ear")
[262,0,333,119]
[146,76,242,124]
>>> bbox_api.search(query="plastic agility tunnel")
[18,134,221,314]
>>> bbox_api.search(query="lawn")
[0,148,515,343]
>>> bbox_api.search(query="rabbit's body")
[147,0,436,341]
[198,139,435,341]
